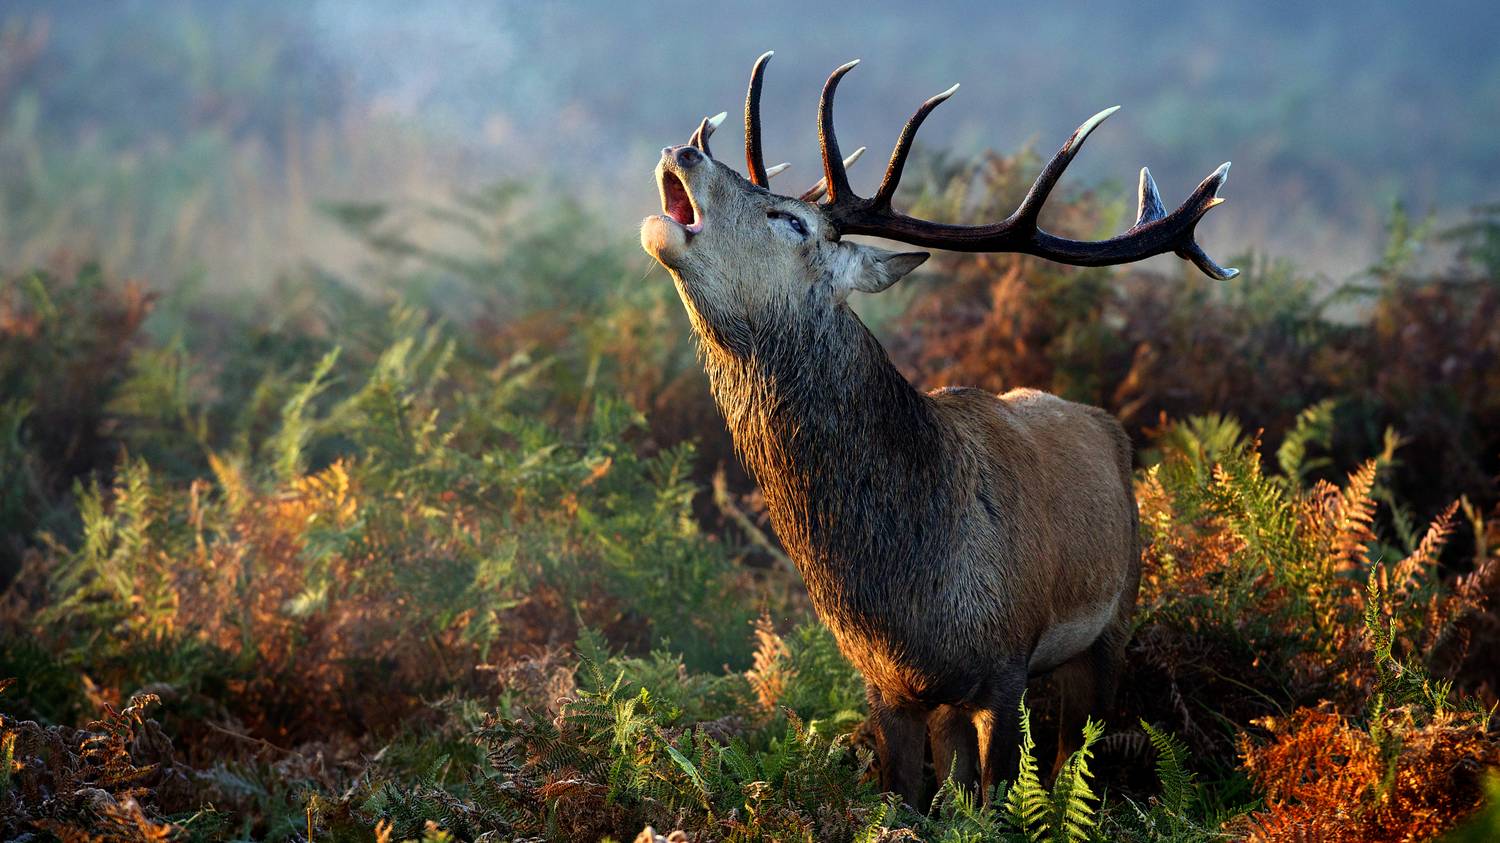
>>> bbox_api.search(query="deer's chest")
[801,559,1001,706]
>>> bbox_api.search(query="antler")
[805,60,1238,279]
[800,146,865,202]
[744,51,774,185]
[689,111,727,158]
[698,54,1236,279]
[738,53,866,202]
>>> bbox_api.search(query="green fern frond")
[268,346,340,481]
[852,798,893,843]
[1140,720,1196,816]
[1003,696,1050,841]
[1276,399,1336,487]
[658,728,710,804]
[1048,718,1102,843]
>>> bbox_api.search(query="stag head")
[642,52,1236,351]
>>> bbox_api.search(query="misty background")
[2,1,1498,288]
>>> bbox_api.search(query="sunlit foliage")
[2,154,1499,839]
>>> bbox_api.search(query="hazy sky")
[9,1,1500,280]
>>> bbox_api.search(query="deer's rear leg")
[928,704,978,800]
[1051,625,1128,780]
[867,685,927,808]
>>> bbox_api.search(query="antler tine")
[745,51,774,186]
[1012,106,1118,227]
[689,117,710,156]
[1173,162,1238,279]
[1135,167,1167,226]
[874,83,960,209]
[690,111,727,158]
[800,147,866,203]
[817,60,861,204]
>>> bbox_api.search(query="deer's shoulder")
[927,385,1125,458]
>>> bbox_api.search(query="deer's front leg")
[867,684,926,808]
[974,663,1029,805]
[929,704,979,797]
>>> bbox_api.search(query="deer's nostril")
[675,146,703,168]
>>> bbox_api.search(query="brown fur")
[642,147,1140,806]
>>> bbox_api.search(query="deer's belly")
[1026,597,1117,673]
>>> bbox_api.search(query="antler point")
[1070,106,1118,149]
[708,111,728,128]
[1134,167,1166,226]
[1207,162,1232,198]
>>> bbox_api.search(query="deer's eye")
[767,210,809,239]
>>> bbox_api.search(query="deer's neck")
[699,303,957,588]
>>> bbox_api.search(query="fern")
[267,346,340,481]
[927,774,1006,843]
[1048,718,1103,843]
[1141,720,1197,817]
[1002,697,1052,841]
[852,797,896,843]
[918,700,1109,843]
[9,191,1500,842]
[1362,575,1460,715]
[1276,399,1336,488]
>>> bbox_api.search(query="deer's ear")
[838,245,929,298]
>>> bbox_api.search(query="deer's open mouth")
[660,170,703,234]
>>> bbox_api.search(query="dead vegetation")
[1,159,1498,840]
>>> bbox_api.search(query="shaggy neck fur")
[690,286,962,623]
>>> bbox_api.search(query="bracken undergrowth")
[2,160,1499,841]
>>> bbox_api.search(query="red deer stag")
[640,53,1235,807]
